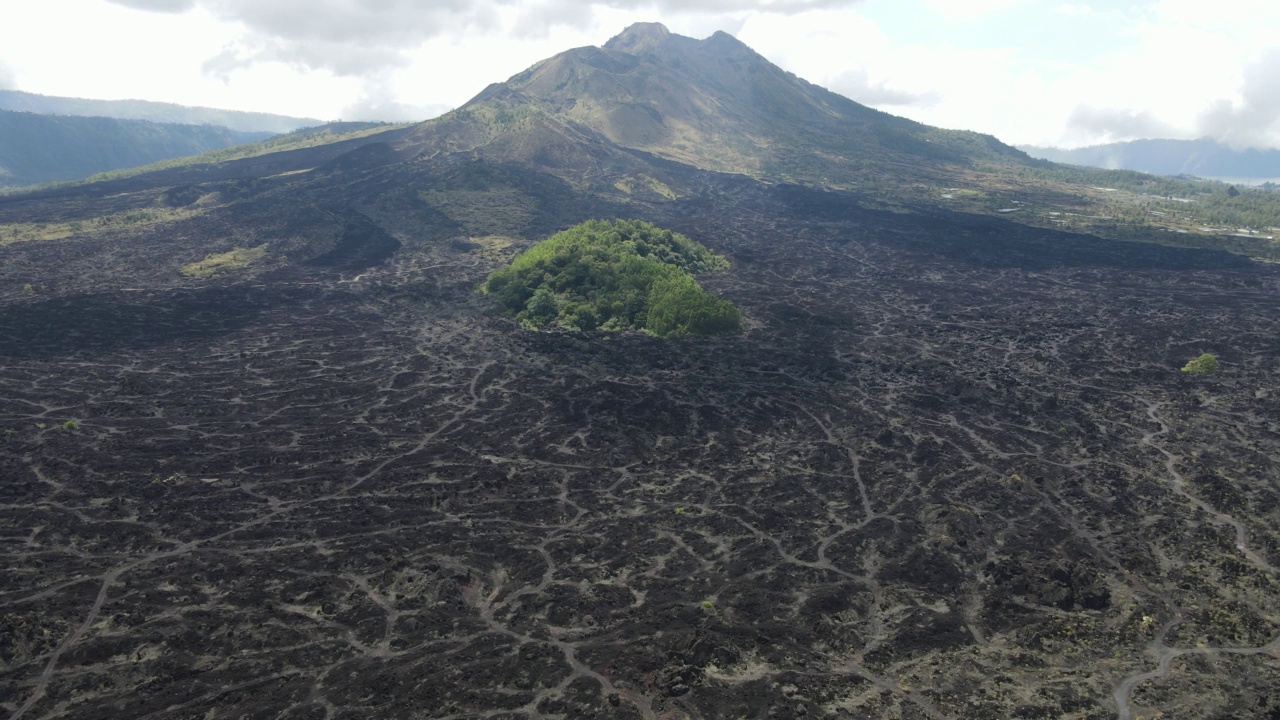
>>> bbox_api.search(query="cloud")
[1197,48,1280,150]
[105,0,195,11]
[203,36,413,79]
[340,77,452,122]
[828,69,935,107]
[109,0,864,76]
[511,2,600,38]
[0,60,15,90]
[1055,3,1095,17]
[195,1,506,77]
[597,0,857,10]
[1066,105,1182,143]
[921,0,1024,20]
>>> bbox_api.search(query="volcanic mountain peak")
[605,21,758,63]
[404,23,1029,186]
[603,21,673,55]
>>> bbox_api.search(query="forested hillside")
[0,110,273,187]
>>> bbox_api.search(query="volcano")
[398,22,1032,185]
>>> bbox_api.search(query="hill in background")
[1021,138,1280,183]
[0,89,321,134]
[0,110,275,188]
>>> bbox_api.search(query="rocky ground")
[1,162,1278,719]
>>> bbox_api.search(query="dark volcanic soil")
[1,163,1279,720]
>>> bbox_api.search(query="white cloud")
[921,0,1025,21]
[1197,48,1280,149]
[738,9,1054,141]
[828,68,937,107]
[733,0,1280,149]
[340,75,451,122]
[1066,105,1183,143]
[105,0,195,10]
[0,59,16,90]
[1033,0,1280,147]
[1055,3,1095,17]
[101,0,869,77]
[1145,0,1280,44]
[737,9,893,88]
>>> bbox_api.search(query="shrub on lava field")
[482,219,740,337]
[1181,352,1221,375]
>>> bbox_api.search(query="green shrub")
[180,243,268,278]
[483,219,740,337]
[1181,353,1221,375]
[646,274,741,337]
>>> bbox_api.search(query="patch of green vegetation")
[180,243,268,278]
[0,207,202,247]
[482,219,740,337]
[1000,164,1280,260]
[1182,352,1221,376]
[612,175,677,199]
[644,176,678,199]
[467,235,519,260]
[447,103,538,134]
[61,420,78,431]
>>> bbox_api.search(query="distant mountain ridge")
[0,90,321,134]
[1020,138,1280,181]
[0,110,273,187]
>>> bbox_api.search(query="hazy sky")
[1,0,1278,149]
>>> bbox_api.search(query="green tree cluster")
[1181,352,1221,375]
[483,219,741,337]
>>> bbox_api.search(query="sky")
[1,0,1278,149]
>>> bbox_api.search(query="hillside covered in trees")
[0,110,273,188]
[483,219,741,336]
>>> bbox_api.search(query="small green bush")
[62,420,79,431]
[1181,353,1221,375]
